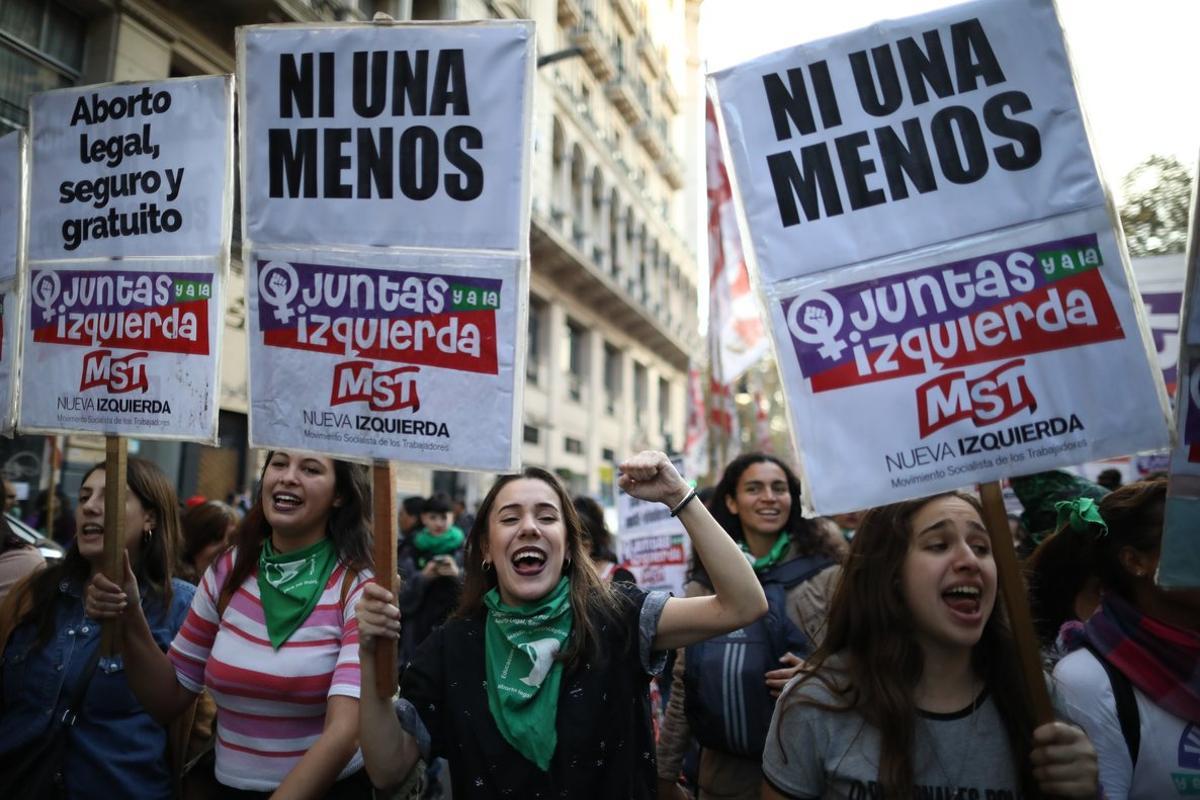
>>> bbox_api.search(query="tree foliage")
[1118,155,1194,257]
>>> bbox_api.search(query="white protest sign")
[28,77,232,261]
[0,132,25,435]
[712,0,1104,284]
[615,456,692,597]
[0,280,18,436]
[247,247,520,469]
[0,131,24,282]
[19,260,223,439]
[712,0,1171,513]
[239,22,532,252]
[21,76,234,442]
[239,21,533,470]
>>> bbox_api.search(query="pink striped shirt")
[168,548,370,791]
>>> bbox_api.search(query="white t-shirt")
[1054,648,1200,800]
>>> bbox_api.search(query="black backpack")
[1082,643,1140,766]
[682,554,833,757]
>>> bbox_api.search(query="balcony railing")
[605,74,645,126]
[658,150,685,190]
[661,76,680,114]
[637,35,663,78]
[557,0,583,28]
[611,0,637,29]
[573,13,616,81]
[633,121,664,160]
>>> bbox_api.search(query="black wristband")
[669,488,698,517]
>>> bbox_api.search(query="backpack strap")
[690,553,834,592]
[757,554,835,588]
[1082,642,1140,766]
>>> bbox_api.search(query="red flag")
[707,94,767,386]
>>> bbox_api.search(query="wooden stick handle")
[978,481,1054,726]
[101,436,127,658]
[372,462,398,698]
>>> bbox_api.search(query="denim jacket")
[0,575,195,800]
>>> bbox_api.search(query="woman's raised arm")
[617,451,767,651]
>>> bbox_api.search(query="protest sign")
[615,455,692,597]
[20,76,234,442]
[247,247,520,470]
[28,78,232,261]
[0,131,25,435]
[0,130,24,283]
[19,260,223,439]
[239,21,533,470]
[1160,172,1200,589]
[711,0,1171,514]
[0,280,18,437]
[239,22,532,253]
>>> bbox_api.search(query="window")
[523,424,540,445]
[603,342,621,416]
[564,318,587,403]
[564,436,583,455]
[602,447,615,462]
[527,297,546,385]
[0,0,86,133]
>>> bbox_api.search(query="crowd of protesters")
[0,446,1192,799]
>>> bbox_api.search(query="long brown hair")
[1024,479,1166,645]
[217,453,373,610]
[455,467,626,671]
[779,491,1038,798]
[6,458,181,651]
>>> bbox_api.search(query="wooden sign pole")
[977,480,1054,725]
[101,436,127,657]
[372,461,398,698]
[44,436,60,539]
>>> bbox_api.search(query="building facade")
[0,0,702,513]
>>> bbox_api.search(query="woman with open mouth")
[0,458,193,799]
[83,451,375,798]
[355,450,768,798]
[762,492,1100,800]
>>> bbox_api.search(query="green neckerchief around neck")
[411,526,465,567]
[483,576,573,771]
[740,530,791,572]
[258,537,338,649]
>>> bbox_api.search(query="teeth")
[274,494,301,505]
[945,586,981,597]
[512,548,546,564]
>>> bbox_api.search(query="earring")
[482,559,492,571]
[143,529,153,545]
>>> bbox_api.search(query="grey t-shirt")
[763,674,1023,799]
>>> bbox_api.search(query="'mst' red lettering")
[329,359,421,412]
[79,349,150,394]
[915,358,1036,437]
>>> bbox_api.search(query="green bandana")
[483,577,573,771]
[411,526,465,567]
[1055,497,1109,538]
[740,531,791,572]
[257,537,338,649]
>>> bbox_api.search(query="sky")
[699,0,1200,192]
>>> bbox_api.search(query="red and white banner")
[707,95,767,385]
[683,362,709,479]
